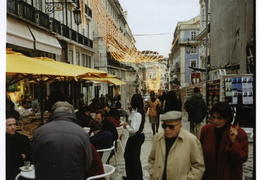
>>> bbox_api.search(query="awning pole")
[39,75,44,125]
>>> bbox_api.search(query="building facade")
[92,0,141,108]
[7,0,99,107]
[169,16,200,88]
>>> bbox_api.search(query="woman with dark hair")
[146,91,161,135]
[200,102,248,180]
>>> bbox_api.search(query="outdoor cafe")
[6,49,126,139]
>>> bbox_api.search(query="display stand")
[221,74,254,142]
[207,80,221,110]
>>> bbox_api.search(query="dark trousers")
[124,133,145,180]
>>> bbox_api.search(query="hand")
[230,123,239,144]
[123,122,129,129]
[21,154,26,159]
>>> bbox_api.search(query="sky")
[119,0,200,57]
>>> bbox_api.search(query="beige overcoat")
[148,128,205,180]
[147,98,161,117]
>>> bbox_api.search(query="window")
[82,54,86,66]
[190,59,197,68]
[76,52,80,65]
[68,9,72,28]
[68,50,73,64]
[191,31,197,41]
[190,46,197,54]
[35,0,42,10]
[86,55,91,68]
[81,54,91,68]
[121,71,126,79]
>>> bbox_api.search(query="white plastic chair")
[112,141,119,170]
[15,173,21,180]
[96,146,114,164]
[116,126,125,152]
[83,127,91,134]
[86,164,115,180]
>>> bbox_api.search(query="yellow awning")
[35,57,108,78]
[105,78,126,85]
[82,76,126,85]
[6,50,72,77]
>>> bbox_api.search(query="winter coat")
[85,144,105,180]
[147,98,161,117]
[101,118,119,142]
[32,112,93,180]
[148,129,205,180]
[184,92,207,123]
[200,123,248,180]
[90,130,113,150]
[6,133,31,180]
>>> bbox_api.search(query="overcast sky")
[119,0,200,57]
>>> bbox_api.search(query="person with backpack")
[184,87,207,138]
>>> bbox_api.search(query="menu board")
[224,75,253,105]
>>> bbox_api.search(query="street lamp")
[186,38,192,54]
[45,0,82,25]
[73,7,82,25]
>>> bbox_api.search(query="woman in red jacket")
[200,102,248,180]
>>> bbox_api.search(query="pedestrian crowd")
[6,87,248,180]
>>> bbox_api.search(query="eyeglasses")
[161,123,180,130]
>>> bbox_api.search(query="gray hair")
[51,101,74,115]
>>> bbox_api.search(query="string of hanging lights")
[89,0,164,63]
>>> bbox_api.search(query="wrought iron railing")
[7,0,93,49]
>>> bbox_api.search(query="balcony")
[70,29,77,41]
[78,33,84,44]
[17,0,36,23]
[51,19,61,34]
[85,5,92,18]
[7,0,93,49]
[83,37,93,48]
[35,10,50,29]
[61,24,70,38]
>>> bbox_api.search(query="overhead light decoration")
[146,66,162,92]
[89,0,164,63]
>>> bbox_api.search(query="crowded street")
[108,112,254,180]
[5,0,255,179]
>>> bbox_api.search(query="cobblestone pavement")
[108,112,254,180]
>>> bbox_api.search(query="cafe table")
[17,130,30,136]
[17,120,31,127]
[28,115,50,124]
[15,166,35,180]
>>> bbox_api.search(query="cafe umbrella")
[6,49,108,124]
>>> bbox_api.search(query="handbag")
[156,104,162,115]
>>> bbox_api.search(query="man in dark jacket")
[6,114,31,180]
[94,110,118,142]
[32,101,92,180]
[184,87,207,138]
[76,105,94,127]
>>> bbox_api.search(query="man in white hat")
[148,111,205,180]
